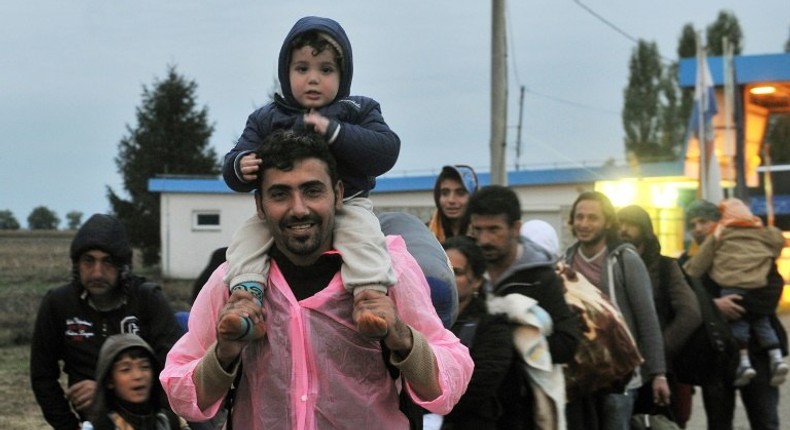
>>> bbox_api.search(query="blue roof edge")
[678,52,790,88]
[147,161,685,194]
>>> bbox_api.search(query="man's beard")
[277,214,327,257]
[479,244,507,264]
[578,228,608,247]
[620,233,644,249]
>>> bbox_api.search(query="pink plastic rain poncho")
[161,236,473,430]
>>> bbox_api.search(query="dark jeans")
[701,350,780,430]
[566,388,638,430]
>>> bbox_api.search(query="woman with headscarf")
[427,165,479,243]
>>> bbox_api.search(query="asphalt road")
[683,312,790,430]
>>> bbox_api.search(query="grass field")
[0,230,194,429]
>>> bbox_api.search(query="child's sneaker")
[219,281,266,341]
[770,361,789,386]
[733,364,756,387]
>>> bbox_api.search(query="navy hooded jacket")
[223,16,400,197]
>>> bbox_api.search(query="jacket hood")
[70,214,132,266]
[278,16,353,107]
[95,334,156,386]
[432,165,479,208]
[492,237,557,290]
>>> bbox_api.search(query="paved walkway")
[683,312,790,430]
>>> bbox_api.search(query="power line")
[505,2,622,118]
[572,0,639,44]
[505,0,522,87]
[571,0,674,64]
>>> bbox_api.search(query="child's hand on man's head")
[304,109,330,135]
[240,153,262,182]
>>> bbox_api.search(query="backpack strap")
[224,360,243,430]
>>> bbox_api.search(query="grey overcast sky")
[1,1,787,226]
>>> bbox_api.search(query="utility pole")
[490,0,508,185]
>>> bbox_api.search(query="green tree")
[622,40,668,162]
[676,24,697,131]
[706,10,743,56]
[27,206,59,230]
[0,210,20,230]
[108,65,220,265]
[65,211,83,230]
[667,13,744,150]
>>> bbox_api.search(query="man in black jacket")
[466,186,580,430]
[29,214,183,430]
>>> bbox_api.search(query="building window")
[193,211,220,230]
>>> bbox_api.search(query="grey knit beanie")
[685,200,721,227]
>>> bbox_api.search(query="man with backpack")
[679,199,787,430]
[564,192,670,430]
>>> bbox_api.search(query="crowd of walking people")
[27,14,788,430]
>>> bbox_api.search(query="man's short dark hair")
[254,130,339,190]
[685,199,721,228]
[465,185,521,226]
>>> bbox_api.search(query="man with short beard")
[161,131,472,430]
[563,192,669,430]
[617,204,701,427]
[466,185,580,430]
[30,214,183,430]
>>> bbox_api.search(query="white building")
[149,162,686,278]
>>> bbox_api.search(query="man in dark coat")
[617,204,701,427]
[679,200,788,430]
[29,214,183,430]
[466,185,580,430]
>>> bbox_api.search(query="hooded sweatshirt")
[487,239,580,430]
[223,16,400,197]
[490,238,580,363]
[87,334,179,430]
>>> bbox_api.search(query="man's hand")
[652,376,671,406]
[65,379,96,413]
[216,290,265,369]
[239,153,261,183]
[715,294,745,321]
[353,290,413,354]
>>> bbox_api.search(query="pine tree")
[108,65,219,266]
